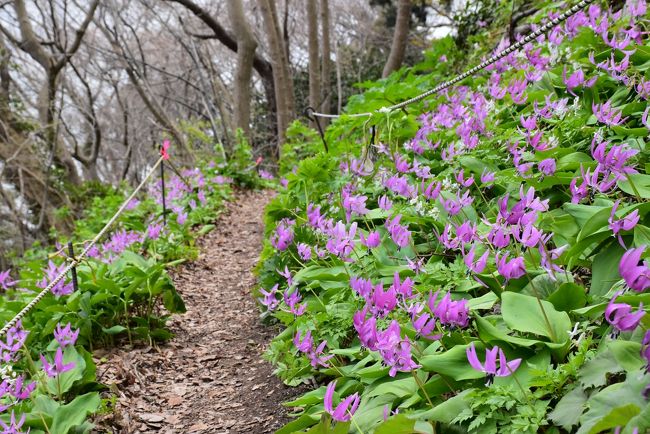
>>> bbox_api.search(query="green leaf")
[547,283,587,311]
[548,386,588,430]
[420,344,484,381]
[577,373,650,434]
[578,350,624,388]
[419,389,472,424]
[618,174,650,199]
[501,292,571,345]
[375,414,433,434]
[51,392,100,434]
[590,245,625,297]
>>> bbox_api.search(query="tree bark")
[306,0,320,130]
[258,0,294,149]
[0,33,11,140]
[165,0,278,137]
[319,0,331,127]
[382,0,411,78]
[227,0,257,139]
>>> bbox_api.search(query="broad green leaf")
[590,244,625,297]
[50,392,100,434]
[547,283,587,311]
[420,344,484,381]
[375,414,433,434]
[501,292,571,345]
[548,386,588,430]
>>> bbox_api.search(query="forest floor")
[94,190,306,433]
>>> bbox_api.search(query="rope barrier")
[305,106,329,153]
[0,155,166,338]
[309,0,596,119]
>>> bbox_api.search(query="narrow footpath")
[96,190,301,433]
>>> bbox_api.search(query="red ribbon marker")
[160,140,170,160]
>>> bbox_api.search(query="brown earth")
[94,190,306,433]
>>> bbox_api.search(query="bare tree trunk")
[259,0,294,149]
[227,0,257,140]
[382,0,411,78]
[306,0,320,130]
[319,0,331,127]
[335,40,342,115]
[0,33,11,140]
[165,0,278,138]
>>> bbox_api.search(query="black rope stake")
[369,125,376,146]
[161,160,167,226]
[306,106,328,153]
[67,241,79,293]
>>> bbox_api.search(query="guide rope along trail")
[0,152,169,339]
[308,0,597,120]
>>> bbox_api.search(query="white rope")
[0,156,165,338]
[310,0,597,119]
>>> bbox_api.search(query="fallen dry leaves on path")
[95,190,306,433]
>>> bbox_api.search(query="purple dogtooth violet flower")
[463,244,489,274]
[520,114,537,131]
[495,253,526,281]
[308,340,334,368]
[371,283,398,317]
[360,231,381,249]
[513,223,545,249]
[507,78,528,104]
[353,308,379,350]
[487,224,511,249]
[384,175,417,198]
[466,342,522,386]
[0,270,17,291]
[342,189,369,222]
[385,214,411,249]
[41,347,75,378]
[0,411,27,433]
[412,312,441,340]
[146,222,163,240]
[378,195,393,211]
[350,276,374,299]
[407,256,425,274]
[619,246,650,292]
[293,330,313,353]
[258,284,280,311]
[438,223,461,250]
[538,158,556,176]
[283,288,307,316]
[278,266,293,287]
[421,180,442,201]
[38,261,74,297]
[376,321,420,376]
[593,100,628,126]
[307,203,324,228]
[3,374,36,402]
[324,380,360,422]
[270,220,295,251]
[605,291,645,334]
[480,169,495,186]
[325,221,357,259]
[539,242,567,280]
[389,272,414,299]
[591,138,638,176]
[562,67,597,95]
[54,323,79,348]
[297,243,312,260]
[394,153,411,173]
[455,169,474,187]
[428,291,469,328]
[456,221,478,244]
[608,200,639,248]
[0,321,28,363]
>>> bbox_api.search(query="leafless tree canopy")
[0,0,461,258]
